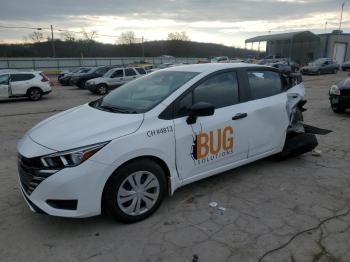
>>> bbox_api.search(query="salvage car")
[17,63,328,222]
[58,67,90,86]
[70,66,116,89]
[342,60,350,71]
[85,67,146,95]
[329,78,350,113]
[301,58,339,75]
[0,71,51,101]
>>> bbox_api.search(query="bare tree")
[81,29,97,42]
[29,31,45,43]
[61,31,76,42]
[167,32,190,41]
[118,31,136,45]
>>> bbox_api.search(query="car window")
[10,74,35,82]
[174,72,239,118]
[0,74,9,85]
[125,68,137,76]
[95,67,109,75]
[135,68,146,75]
[111,70,124,78]
[247,71,282,100]
[96,71,199,113]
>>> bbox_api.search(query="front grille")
[18,155,55,195]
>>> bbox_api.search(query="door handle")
[232,113,248,120]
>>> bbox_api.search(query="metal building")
[245,30,350,65]
[245,31,320,64]
[318,31,350,64]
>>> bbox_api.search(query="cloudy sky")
[0,0,349,48]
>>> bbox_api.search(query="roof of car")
[163,63,262,73]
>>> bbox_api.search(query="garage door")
[333,43,347,64]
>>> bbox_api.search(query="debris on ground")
[209,202,218,208]
[311,149,322,157]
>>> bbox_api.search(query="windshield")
[91,70,199,113]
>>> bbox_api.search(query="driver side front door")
[173,71,249,182]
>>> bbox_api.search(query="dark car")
[70,66,117,89]
[58,67,90,86]
[301,58,340,75]
[269,60,300,74]
[342,60,350,71]
[329,78,350,113]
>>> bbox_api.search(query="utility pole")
[339,2,346,31]
[324,21,328,33]
[50,25,56,57]
[141,36,145,60]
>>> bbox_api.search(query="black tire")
[331,103,345,113]
[27,87,43,101]
[317,70,321,75]
[96,84,108,95]
[103,159,166,223]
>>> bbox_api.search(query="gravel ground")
[0,71,350,262]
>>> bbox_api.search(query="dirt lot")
[1,72,350,262]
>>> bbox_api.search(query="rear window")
[247,71,282,100]
[10,74,35,82]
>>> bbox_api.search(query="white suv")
[0,71,52,101]
[85,67,146,95]
[17,63,325,223]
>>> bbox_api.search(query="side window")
[193,72,239,108]
[125,68,137,76]
[0,74,9,85]
[174,72,239,118]
[247,71,282,100]
[10,74,35,82]
[111,70,124,78]
[135,68,146,75]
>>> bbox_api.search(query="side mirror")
[186,102,215,125]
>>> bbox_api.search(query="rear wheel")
[78,80,86,89]
[27,87,42,101]
[96,84,108,95]
[103,159,166,223]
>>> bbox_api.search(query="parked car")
[301,58,339,75]
[17,63,328,222]
[0,71,51,101]
[70,66,116,89]
[342,60,350,71]
[269,60,300,74]
[211,56,230,63]
[58,67,90,86]
[85,67,146,95]
[329,78,350,113]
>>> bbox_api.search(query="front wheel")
[103,159,166,223]
[331,103,345,113]
[96,84,108,95]
[27,87,42,101]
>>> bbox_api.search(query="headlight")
[40,142,109,168]
[330,85,340,95]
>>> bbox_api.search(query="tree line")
[0,31,261,58]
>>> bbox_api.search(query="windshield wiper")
[99,105,137,114]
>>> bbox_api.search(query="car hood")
[27,104,144,151]
[87,77,104,84]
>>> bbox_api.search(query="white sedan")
[17,63,326,222]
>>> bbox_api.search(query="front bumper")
[301,69,319,75]
[329,94,350,109]
[17,138,115,218]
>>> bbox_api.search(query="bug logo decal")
[190,126,234,165]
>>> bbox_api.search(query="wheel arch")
[101,155,174,213]
[26,86,43,95]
